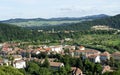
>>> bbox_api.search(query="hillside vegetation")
[10,20,81,27]
[0,23,31,42]
[0,14,120,53]
[31,14,120,31]
[1,14,109,27]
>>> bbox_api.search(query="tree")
[109,57,115,67]
[42,57,50,68]
[84,59,94,74]
[39,68,52,75]
[76,58,83,70]
[59,67,67,75]
[103,70,120,75]
[65,63,71,72]
[7,55,14,66]
[0,66,23,75]
[94,63,102,75]
[27,62,40,75]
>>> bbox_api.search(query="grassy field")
[10,20,81,27]
[71,34,120,53]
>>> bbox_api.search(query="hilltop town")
[0,42,120,75]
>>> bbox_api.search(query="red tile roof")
[100,51,110,56]
[50,62,64,67]
[71,67,82,74]
[75,50,100,53]
[102,65,113,73]
[88,54,99,58]
[112,52,120,56]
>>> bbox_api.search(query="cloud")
[60,8,73,11]
[0,0,120,20]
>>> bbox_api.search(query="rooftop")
[50,62,63,67]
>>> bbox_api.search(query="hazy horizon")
[0,0,120,20]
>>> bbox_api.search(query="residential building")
[100,51,110,61]
[102,65,113,74]
[74,49,101,57]
[88,54,101,63]
[50,62,64,70]
[64,45,75,50]
[50,45,63,53]
[71,67,83,75]
[111,52,120,61]
[13,55,22,61]
[79,46,85,50]
[13,60,26,69]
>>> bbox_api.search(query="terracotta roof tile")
[75,50,100,53]
[71,67,82,74]
[100,51,110,56]
[112,52,120,56]
[50,62,63,67]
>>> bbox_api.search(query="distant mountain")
[47,14,109,21]
[30,14,120,31]
[0,14,109,27]
[0,14,119,42]
[1,18,47,23]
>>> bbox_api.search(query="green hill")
[0,23,31,42]
[33,14,120,31]
[1,14,109,27]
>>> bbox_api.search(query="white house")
[50,45,63,53]
[13,60,26,69]
[88,54,101,63]
[79,46,85,50]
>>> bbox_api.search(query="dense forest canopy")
[0,23,31,42]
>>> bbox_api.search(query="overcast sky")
[0,0,120,20]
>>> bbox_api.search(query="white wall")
[13,61,26,69]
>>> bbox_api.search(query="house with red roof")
[74,49,101,58]
[111,52,120,61]
[88,54,100,63]
[71,67,83,75]
[102,65,113,74]
[50,62,64,70]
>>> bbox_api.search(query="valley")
[0,14,120,75]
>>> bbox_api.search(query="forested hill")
[0,14,109,27]
[31,14,120,31]
[0,14,119,42]
[1,14,108,22]
[0,23,31,42]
